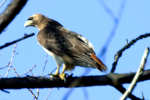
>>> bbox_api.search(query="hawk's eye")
[27,17,33,20]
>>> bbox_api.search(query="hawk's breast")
[41,46,64,67]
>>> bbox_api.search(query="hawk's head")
[24,14,62,30]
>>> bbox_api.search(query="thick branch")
[0,69,150,89]
[0,0,27,34]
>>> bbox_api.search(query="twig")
[0,33,35,49]
[142,92,145,100]
[82,88,89,100]
[1,89,10,93]
[4,51,38,100]
[4,44,17,77]
[98,0,117,20]
[62,89,74,100]
[120,48,149,100]
[42,54,48,74]
[0,0,27,34]
[23,65,37,76]
[111,33,150,73]
[28,88,38,100]
[36,89,40,100]
[25,66,39,100]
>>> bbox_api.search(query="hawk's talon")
[59,73,67,80]
[49,73,67,80]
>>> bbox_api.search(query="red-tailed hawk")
[24,14,107,79]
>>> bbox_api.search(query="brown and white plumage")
[24,14,107,79]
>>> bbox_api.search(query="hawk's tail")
[90,53,107,72]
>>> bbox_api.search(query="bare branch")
[62,89,74,100]
[98,0,117,20]
[98,0,127,58]
[0,70,149,89]
[111,33,150,73]
[0,0,27,34]
[28,88,38,100]
[2,69,150,99]
[23,65,37,76]
[120,48,149,100]
[5,44,17,77]
[0,33,35,50]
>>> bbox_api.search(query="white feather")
[77,34,94,50]
[42,46,64,67]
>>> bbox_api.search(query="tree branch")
[111,33,150,73]
[0,69,150,89]
[0,0,28,34]
[0,33,35,50]
[114,84,141,100]
[98,0,127,58]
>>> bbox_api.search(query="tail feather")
[90,53,107,71]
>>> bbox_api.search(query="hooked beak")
[24,20,34,27]
[24,16,34,27]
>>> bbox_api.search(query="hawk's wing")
[38,28,97,67]
[65,31,97,67]
[66,31,95,55]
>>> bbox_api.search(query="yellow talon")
[50,73,66,80]
[59,73,66,80]
[50,64,67,80]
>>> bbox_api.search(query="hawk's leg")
[50,59,62,78]
[54,65,60,75]
[53,55,63,76]
[59,64,67,80]
[50,65,61,78]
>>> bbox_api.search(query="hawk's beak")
[24,20,33,27]
[24,16,34,27]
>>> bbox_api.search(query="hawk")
[24,14,107,79]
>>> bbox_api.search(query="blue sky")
[0,0,150,100]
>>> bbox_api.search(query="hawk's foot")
[59,73,67,80]
[49,73,67,80]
